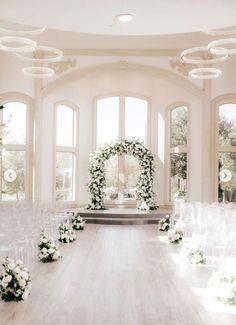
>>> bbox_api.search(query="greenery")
[87,138,157,210]
[2,151,25,200]
[171,106,187,147]
[218,114,236,201]
[0,257,31,302]
[38,233,61,263]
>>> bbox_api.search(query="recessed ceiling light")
[116,14,134,22]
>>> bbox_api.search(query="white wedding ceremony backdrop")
[0,2,236,324]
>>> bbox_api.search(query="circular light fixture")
[189,67,222,79]
[0,36,37,52]
[181,46,229,65]
[16,45,63,63]
[22,66,55,78]
[0,21,45,36]
[203,29,236,36]
[208,38,236,56]
[116,14,134,22]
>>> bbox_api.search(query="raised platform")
[77,208,172,225]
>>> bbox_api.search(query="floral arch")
[87,138,157,210]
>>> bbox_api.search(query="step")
[84,217,161,225]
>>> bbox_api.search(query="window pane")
[171,106,187,147]
[1,150,25,201]
[125,97,147,143]
[3,102,26,144]
[124,155,139,200]
[56,152,75,201]
[170,153,187,201]
[96,97,119,147]
[57,105,74,147]
[104,156,118,200]
[219,103,236,146]
[218,152,236,202]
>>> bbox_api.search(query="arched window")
[95,94,149,204]
[217,101,236,202]
[0,97,32,201]
[168,105,188,202]
[55,103,78,201]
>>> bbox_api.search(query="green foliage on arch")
[87,138,157,210]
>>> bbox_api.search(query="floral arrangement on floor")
[208,265,236,305]
[87,138,157,210]
[168,220,184,244]
[0,257,31,301]
[72,214,85,230]
[58,221,77,243]
[38,233,61,263]
[181,237,206,264]
[159,215,171,231]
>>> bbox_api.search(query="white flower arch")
[87,138,157,210]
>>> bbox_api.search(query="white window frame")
[0,92,33,201]
[165,102,190,205]
[54,101,79,205]
[212,95,236,201]
[93,92,151,207]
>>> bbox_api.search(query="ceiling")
[0,0,235,36]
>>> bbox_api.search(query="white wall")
[1,51,236,206]
[41,65,203,206]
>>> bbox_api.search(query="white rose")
[1,281,7,288]
[8,261,16,270]
[4,275,12,283]
[22,289,29,300]
[42,238,48,243]
[48,248,55,254]
[21,271,29,281]
[41,247,47,253]
[19,279,26,287]
[14,266,21,274]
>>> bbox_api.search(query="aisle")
[0,225,235,325]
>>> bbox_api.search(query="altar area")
[77,207,172,225]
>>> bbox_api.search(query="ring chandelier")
[180,46,228,65]
[181,35,236,79]
[203,29,236,36]
[189,68,222,80]
[208,38,236,56]
[22,66,55,78]
[0,21,45,36]
[0,21,64,78]
[16,45,63,63]
[0,36,37,52]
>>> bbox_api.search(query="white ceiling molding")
[61,48,183,57]
[42,62,204,99]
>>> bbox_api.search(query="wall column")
[201,80,213,202]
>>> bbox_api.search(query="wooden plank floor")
[0,225,235,325]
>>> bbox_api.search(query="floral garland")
[58,221,77,243]
[0,257,31,301]
[38,233,61,263]
[208,265,236,305]
[87,138,157,210]
[72,214,85,230]
[159,215,171,231]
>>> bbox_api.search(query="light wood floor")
[0,225,235,325]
